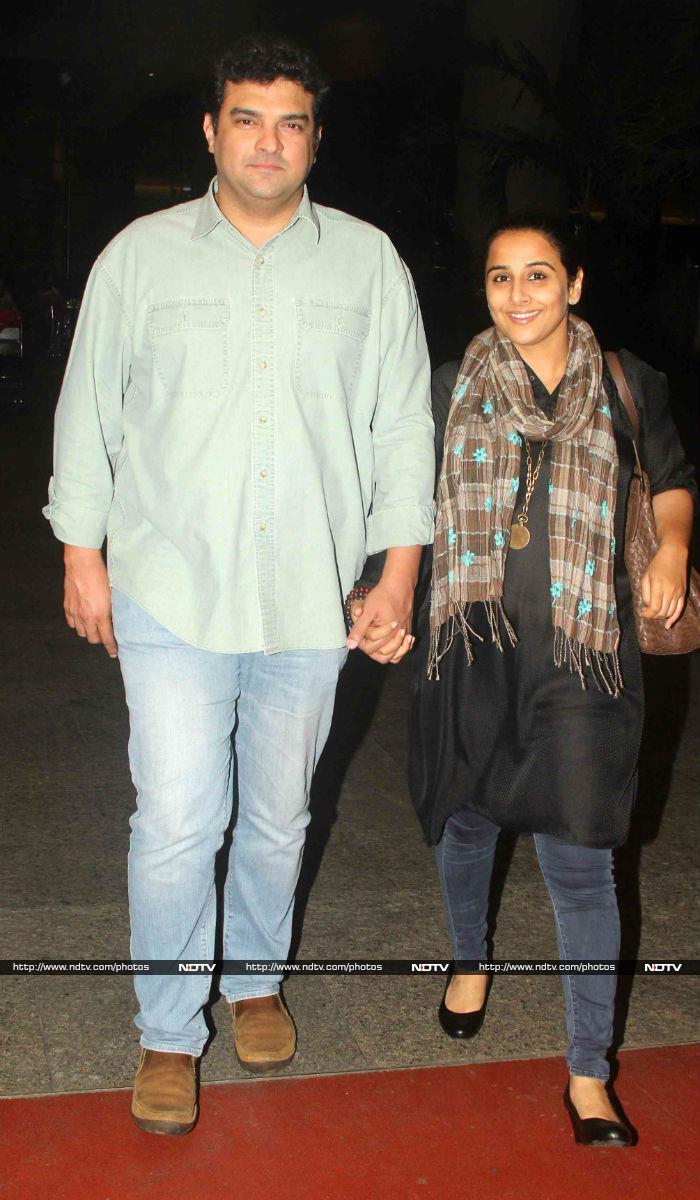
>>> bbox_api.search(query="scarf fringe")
[428,600,514,680]
[428,609,623,696]
[553,626,623,696]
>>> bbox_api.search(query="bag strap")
[604,350,642,472]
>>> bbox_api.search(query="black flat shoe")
[563,1084,636,1147]
[438,975,489,1040]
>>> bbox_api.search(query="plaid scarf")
[429,316,622,694]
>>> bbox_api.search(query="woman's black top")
[408,350,697,849]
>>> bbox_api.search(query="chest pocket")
[148,299,229,398]
[295,299,370,401]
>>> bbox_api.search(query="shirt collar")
[294,185,321,243]
[191,178,320,245]
[191,179,224,240]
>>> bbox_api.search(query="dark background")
[1,0,699,455]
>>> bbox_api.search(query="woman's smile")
[507,310,541,323]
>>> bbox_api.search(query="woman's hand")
[640,544,689,629]
[642,488,694,629]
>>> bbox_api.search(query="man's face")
[203,78,320,210]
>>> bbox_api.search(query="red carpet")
[1,1045,697,1200]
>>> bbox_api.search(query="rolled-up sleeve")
[366,264,435,554]
[42,261,131,548]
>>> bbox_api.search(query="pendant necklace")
[510,438,546,549]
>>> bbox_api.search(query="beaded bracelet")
[343,585,372,629]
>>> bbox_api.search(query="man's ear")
[313,124,323,156]
[203,112,216,154]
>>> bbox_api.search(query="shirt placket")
[251,246,278,651]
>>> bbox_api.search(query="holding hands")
[346,546,421,665]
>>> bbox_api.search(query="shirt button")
[256,256,265,266]
[259,522,267,532]
[256,306,266,317]
[258,414,268,424]
[258,360,268,370]
[259,468,268,478]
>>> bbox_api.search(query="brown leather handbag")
[605,351,700,655]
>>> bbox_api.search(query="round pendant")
[510,523,530,549]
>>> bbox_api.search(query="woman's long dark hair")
[484,212,584,282]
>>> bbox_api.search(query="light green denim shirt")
[44,182,435,652]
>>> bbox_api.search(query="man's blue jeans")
[112,588,347,1056]
[435,806,620,1079]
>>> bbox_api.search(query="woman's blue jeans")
[112,588,347,1056]
[435,806,620,1079]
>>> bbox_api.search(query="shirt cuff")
[43,478,108,548]
[366,503,435,555]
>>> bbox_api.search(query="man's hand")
[63,545,118,657]
[347,545,421,664]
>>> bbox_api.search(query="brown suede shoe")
[231,994,296,1073]
[131,1049,198,1135]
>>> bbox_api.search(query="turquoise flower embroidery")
[550,581,563,606]
[453,443,464,457]
[548,479,554,495]
[447,526,457,546]
[494,530,506,548]
[508,431,523,446]
[484,496,494,513]
[599,404,611,417]
[608,602,616,616]
[600,500,608,520]
[473,447,488,464]
[482,400,494,415]
[584,558,596,576]
[508,477,519,495]
[448,571,454,584]
[453,383,467,401]
[570,509,581,528]
[611,536,617,554]
[577,599,593,618]
[461,551,475,567]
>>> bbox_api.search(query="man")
[44,35,434,1135]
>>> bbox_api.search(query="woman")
[417,214,700,1146]
[353,214,696,1145]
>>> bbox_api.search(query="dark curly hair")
[208,35,330,131]
[484,212,584,282]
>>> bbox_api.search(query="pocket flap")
[148,299,229,336]
[295,300,370,340]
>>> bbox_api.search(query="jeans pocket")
[148,299,229,398]
[294,298,370,401]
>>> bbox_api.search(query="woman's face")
[485,229,583,352]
